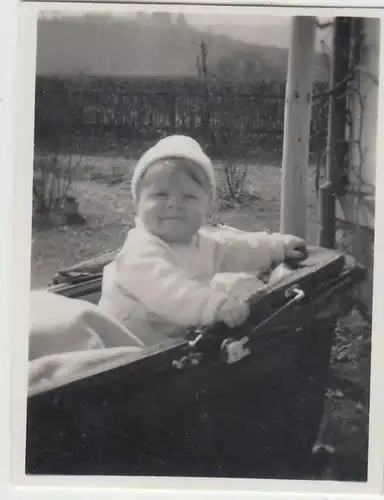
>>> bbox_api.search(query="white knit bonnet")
[131,135,216,203]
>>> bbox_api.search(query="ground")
[30,155,371,481]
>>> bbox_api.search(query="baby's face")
[136,163,210,244]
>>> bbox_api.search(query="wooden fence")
[34,77,329,161]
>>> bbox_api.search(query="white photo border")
[2,1,384,499]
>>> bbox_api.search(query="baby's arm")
[115,241,228,327]
[202,227,305,274]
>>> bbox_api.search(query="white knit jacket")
[98,222,288,341]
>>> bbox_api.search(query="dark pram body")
[26,236,365,479]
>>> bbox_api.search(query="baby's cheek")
[145,198,162,210]
[140,206,162,229]
[145,200,165,218]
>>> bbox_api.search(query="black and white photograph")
[13,1,383,490]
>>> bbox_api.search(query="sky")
[39,8,333,51]
[187,14,333,50]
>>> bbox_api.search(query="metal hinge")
[221,336,251,364]
[172,352,202,370]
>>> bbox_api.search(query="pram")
[25,225,366,479]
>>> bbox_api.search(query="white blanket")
[29,291,149,396]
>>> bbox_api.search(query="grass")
[30,154,371,481]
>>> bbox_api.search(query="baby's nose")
[167,194,183,206]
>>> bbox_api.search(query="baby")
[98,135,306,345]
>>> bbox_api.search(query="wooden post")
[200,40,212,147]
[280,17,316,239]
[319,18,351,248]
[318,182,335,248]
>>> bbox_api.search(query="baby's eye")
[154,192,168,198]
[184,194,198,200]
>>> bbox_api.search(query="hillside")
[36,12,328,82]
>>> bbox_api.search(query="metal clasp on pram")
[172,352,202,370]
[221,336,251,364]
[285,286,305,302]
[188,328,204,348]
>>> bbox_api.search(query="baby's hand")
[281,235,307,260]
[216,297,250,328]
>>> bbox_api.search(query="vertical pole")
[319,18,351,248]
[318,182,335,248]
[280,16,316,239]
[200,40,212,146]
